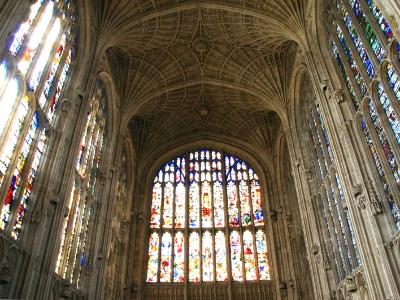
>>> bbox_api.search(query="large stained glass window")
[146,149,270,283]
[55,80,106,287]
[0,0,75,239]
[330,0,400,232]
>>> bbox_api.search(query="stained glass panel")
[365,0,393,41]
[243,230,257,280]
[150,182,162,228]
[189,182,200,228]
[256,230,270,280]
[173,232,185,282]
[18,1,54,75]
[227,182,239,227]
[230,230,243,281]
[160,232,172,282]
[162,182,173,228]
[175,183,185,228]
[189,232,200,282]
[213,181,224,227]
[146,232,159,282]
[201,181,212,228]
[202,231,214,281]
[215,231,227,281]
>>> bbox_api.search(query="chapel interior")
[0,0,400,299]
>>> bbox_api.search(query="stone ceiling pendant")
[190,9,212,67]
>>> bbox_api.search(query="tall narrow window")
[0,0,75,239]
[146,149,270,283]
[329,0,400,231]
[306,104,360,283]
[55,80,106,287]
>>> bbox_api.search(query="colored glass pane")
[150,182,162,228]
[240,181,251,226]
[175,183,185,228]
[173,232,185,282]
[375,83,400,144]
[338,2,375,78]
[336,25,368,96]
[0,96,29,189]
[146,232,159,282]
[189,182,199,228]
[160,232,172,282]
[365,0,393,41]
[227,182,239,227]
[348,0,385,60]
[38,33,67,108]
[162,182,173,228]
[0,78,20,136]
[18,1,54,75]
[202,231,214,281]
[47,49,72,122]
[201,181,212,228]
[29,18,61,91]
[243,230,257,280]
[256,230,270,280]
[0,113,39,230]
[387,64,400,103]
[189,232,200,282]
[316,107,334,162]
[361,120,400,228]
[12,129,46,238]
[9,0,42,55]
[215,231,227,281]
[213,181,224,227]
[230,230,243,281]
[331,42,359,108]
[251,180,264,226]
[368,100,400,184]
[0,62,7,90]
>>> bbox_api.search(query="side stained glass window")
[329,0,400,234]
[146,149,270,283]
[306,104,361,283]
[0,0,75,239]
[55,80,106,287]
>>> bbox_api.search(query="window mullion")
[210,166,216,285]
[235,163,246,283]
[157,176,165,283]
[184,153,189,292]
[221,152,233,293]
[199,162,203,283]
[247,171,260,282]
[171,161,176,283]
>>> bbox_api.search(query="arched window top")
[147,148,270,283]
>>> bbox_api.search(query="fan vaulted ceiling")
[93,0,309,156]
